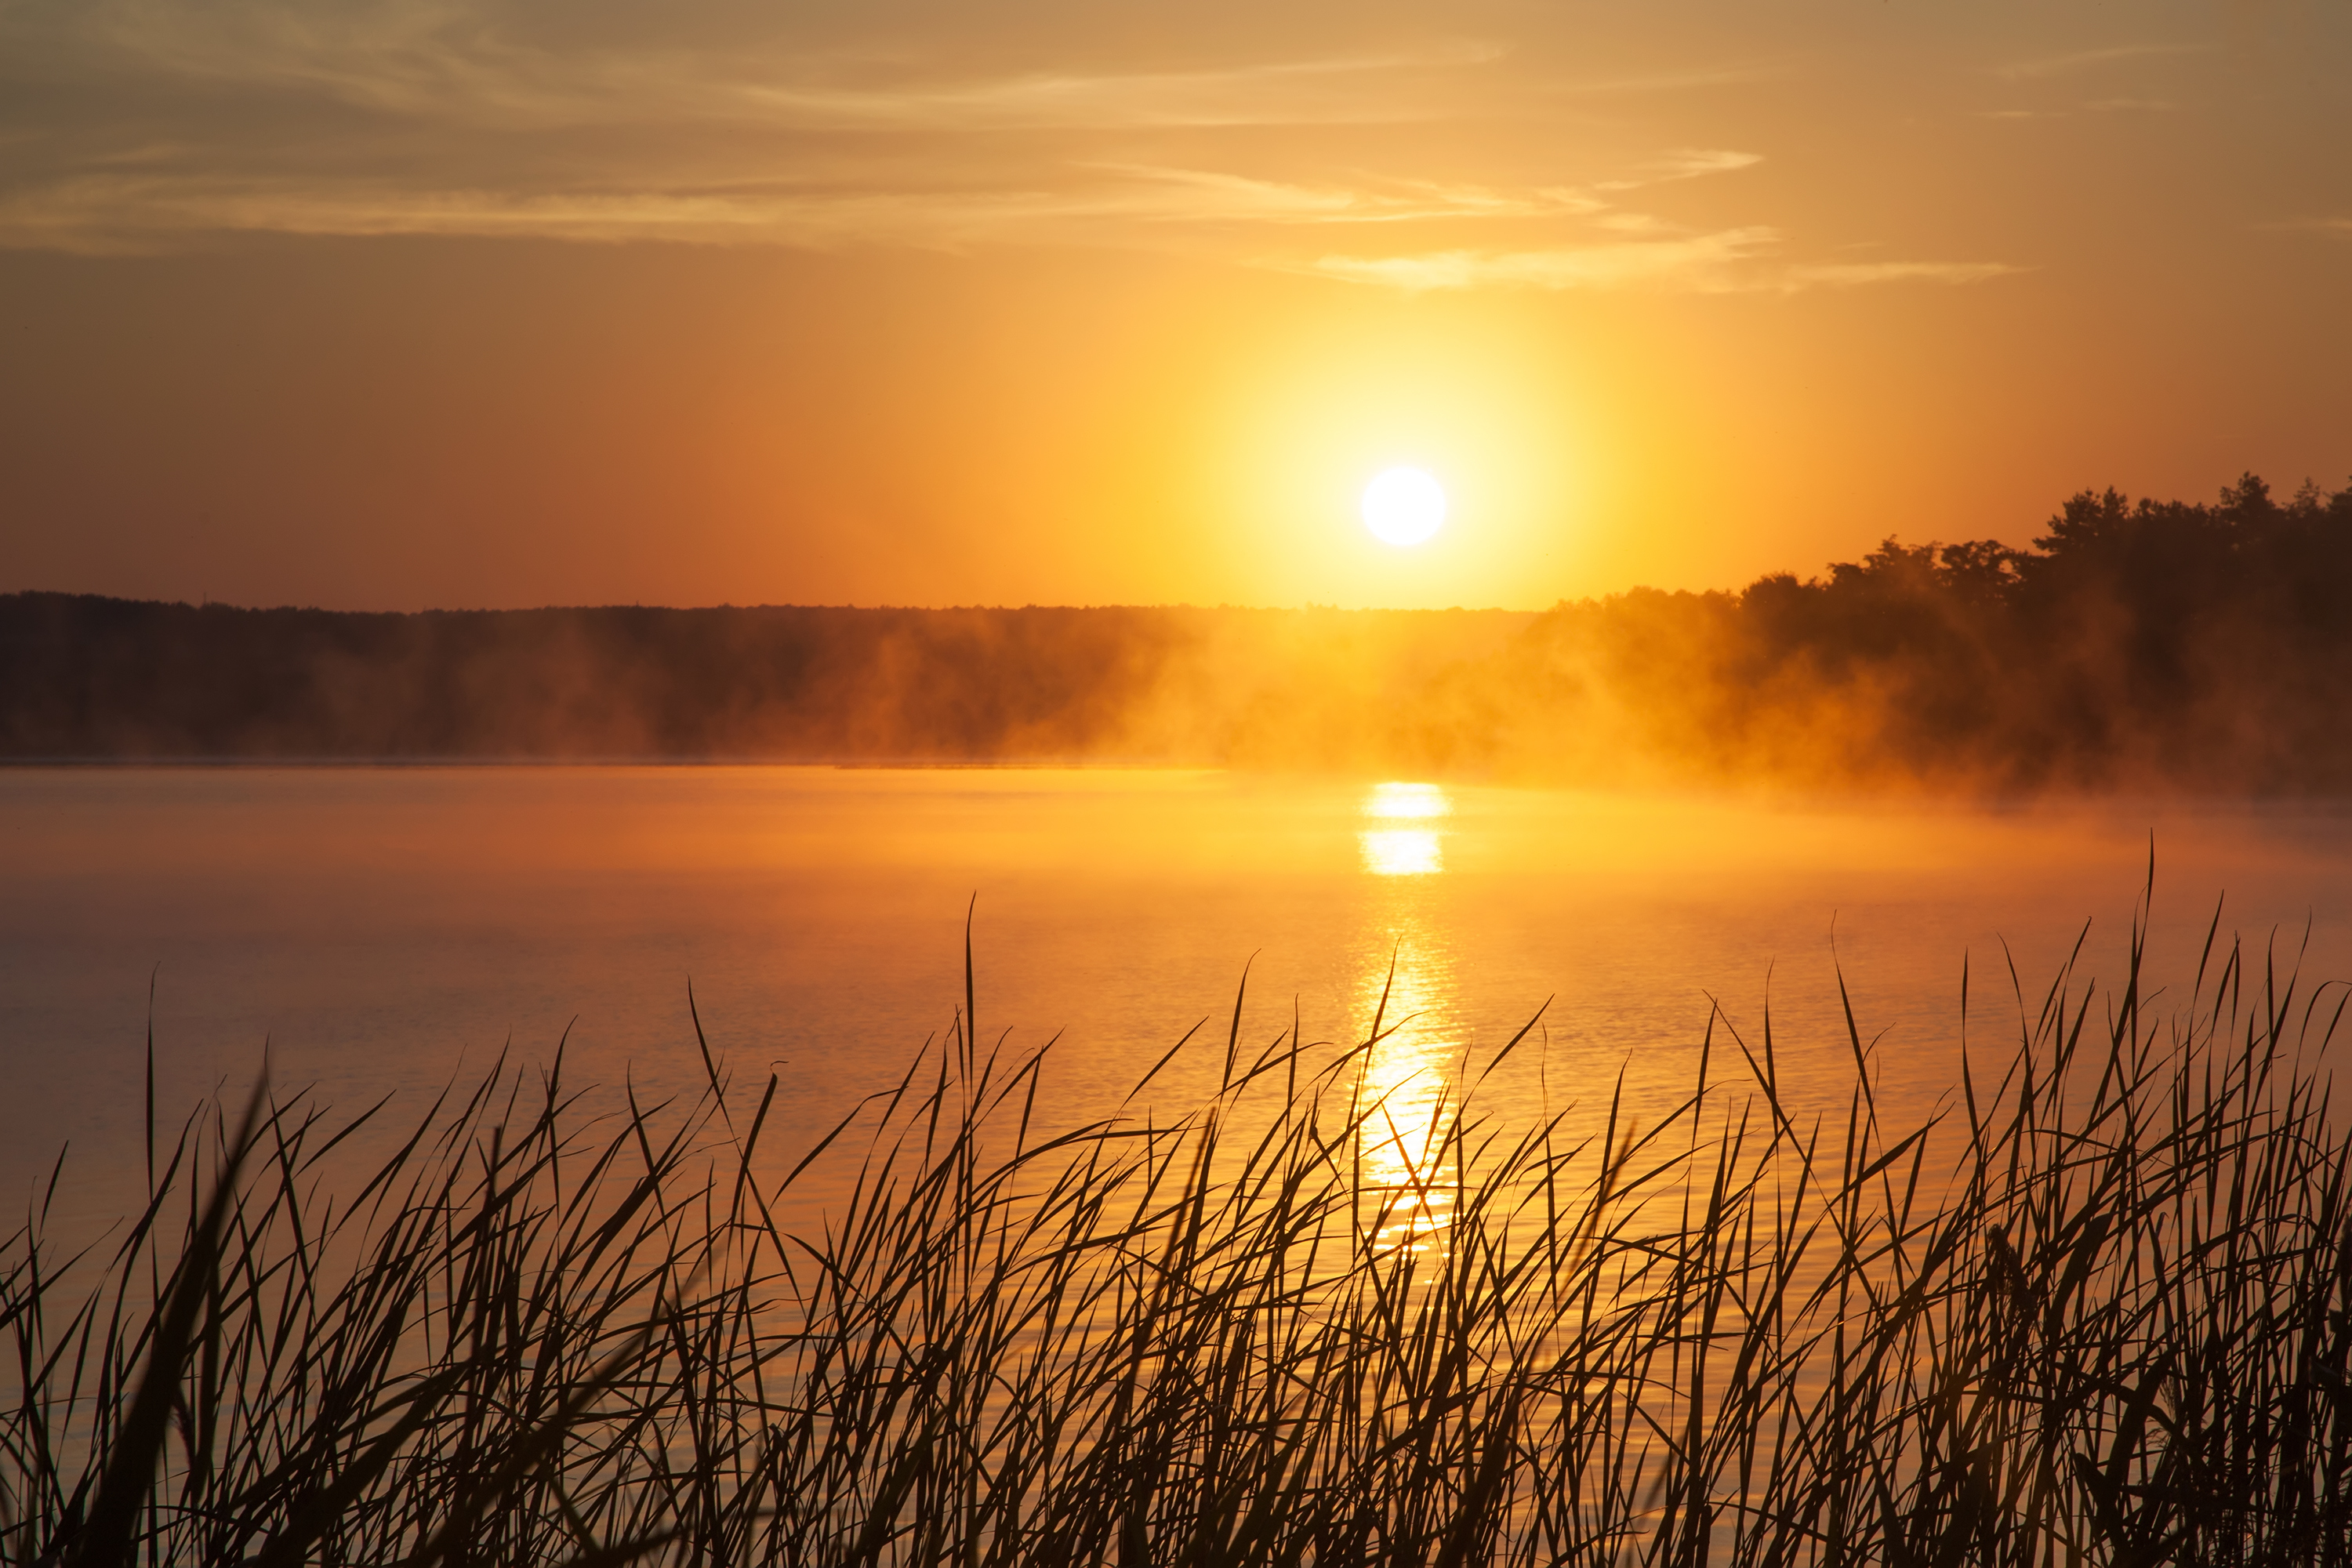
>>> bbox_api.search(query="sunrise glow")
[6,7,2352,1555]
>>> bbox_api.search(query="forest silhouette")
[1468,471,2352,789]
[7,474,2350,792]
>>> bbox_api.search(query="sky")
[3,0,2349,612]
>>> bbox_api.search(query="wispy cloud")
[0,0,2017,295]
[0,142,2020,297]
[1593,147,1763,192]
[22,2,1505,136]
[1300,230,1773,292]
[0,163,1650,253]
[1561,63,1779,96]
[1080,166,1606,226]
[0,1,1588,252]
[1978,96,2175,121]
[0,162,1637,255]
[1780,260,2026,289]
[1994,42,2206,82]
[1301,238,2024,295]
[730,52,1511,132]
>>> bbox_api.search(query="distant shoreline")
[0,753,1217,769]
[13,480,2352,791]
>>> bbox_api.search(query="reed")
[3,904,2348,1566]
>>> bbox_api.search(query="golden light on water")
[1353,943,1461,1251]
[1364,782,1450,819]
[1359,782,1449,876]
[1360,830,1442,876]
[1351,780,1461,1250]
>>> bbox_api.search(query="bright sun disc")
[1361,467,1446,546]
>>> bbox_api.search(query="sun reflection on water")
[1359,830,1441,876]
[1353,954,1458,1251]
[1364,782,1450,820]
[1359,782,1449,877]
[1350,782,1464,1251]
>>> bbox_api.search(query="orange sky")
[3,1,2349,612]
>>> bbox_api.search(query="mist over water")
[13,474,2352,793]
[5,766,2349,1230]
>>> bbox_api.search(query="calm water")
[5,766,2350,1225]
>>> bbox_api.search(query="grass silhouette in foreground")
[5,909,2350,1566]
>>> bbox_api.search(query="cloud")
[0,141,2009,296]
[0,161,1643,254]
[0,162,1631,254]
[0,176,844,251]
[1779,260,2027,289]
[1563,64,1777,96]
[1299,230,1773,291]
[0,1,1630,252]
[9,2,1504,136]
[1301,237,2023,295]
[1079,166,1606,227]
[1593,147,1762,191]
[730,52,1512,133]
[0,0,1998,287]
[1978,96,2175,121]
[1647,148,1766,181]
[1994,42,2206,82]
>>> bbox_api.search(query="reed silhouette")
[6,905,2349,1565]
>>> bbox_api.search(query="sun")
[1361,467,1447,546]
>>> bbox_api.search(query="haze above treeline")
[8,474,2349,793]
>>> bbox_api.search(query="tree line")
[5,474,2348,790]
[1461,473,2352,789]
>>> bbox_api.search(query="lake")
[5,765,2350,1227]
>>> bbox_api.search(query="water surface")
[4,766,2349,1225]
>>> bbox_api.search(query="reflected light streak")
[1352,920,1460,1254]
[1360,782,1450,876]
[1361,829,1442,876]
[1364,782,1451,819]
